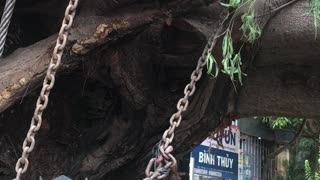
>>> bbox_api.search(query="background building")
[178,118,295,180]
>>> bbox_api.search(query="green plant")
[271,117,291,129]
[206,52,219,78]
[309,0,320,39]
[305,160,312,180]
[220,0,242,8]
[221,30,246,85]
[305,145,320,180]
[262,116,303,129]
[276,174,285,180]
[272,138,318,180]
[241,10,261,43]
[207,0,260,86]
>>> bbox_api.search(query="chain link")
[13,0,79,179]
[143,34,218,179]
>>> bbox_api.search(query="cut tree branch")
[0,10,165,113]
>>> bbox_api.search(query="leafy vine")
[206,0,261,86]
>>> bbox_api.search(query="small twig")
[271,118,306,156]
[255,0,301,18]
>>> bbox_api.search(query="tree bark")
[237,0,320,118]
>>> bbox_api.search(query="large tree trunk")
[0,0,318,179]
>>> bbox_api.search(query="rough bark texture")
[0,0,318,179]
[237,0,320,118]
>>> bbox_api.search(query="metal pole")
[0,0,16,57]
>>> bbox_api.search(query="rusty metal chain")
[143,33,218,179]
[13,0,79,179]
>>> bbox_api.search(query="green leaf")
[221,30,245,85]
[240,9,261,43]
[305,160,312,180]
[206,53,219,78]
[206,54,213,74]
[309,0,320,39]
[220,0,242,8]
[233,53,244,85]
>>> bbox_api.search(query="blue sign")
[191,145,238,180]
